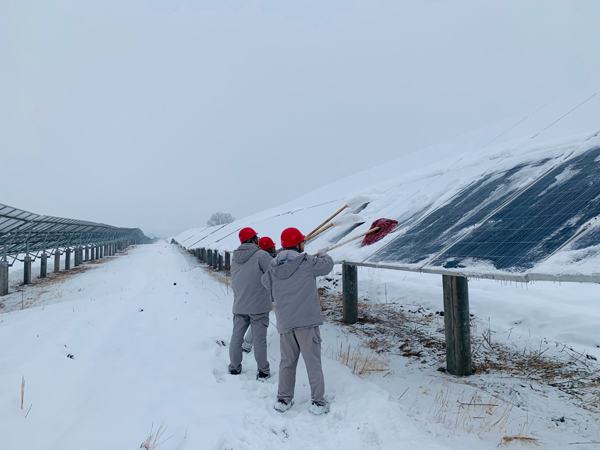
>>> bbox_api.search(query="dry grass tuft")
[140,420,168,450]
[500,435,541,446]
[333,342,389,376]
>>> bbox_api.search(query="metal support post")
[24,256,32,284]
[54,251,61,273]
[40,253,48,278]
[212,251,218,270]
[207,249,212,266]
[224,252,231,270]
[442,275,473,376]
[342,263,358,324]
[201,248,205,262]
[85,247,89,262]
[218,253,223,271]
[74,249,79,267]
[0,261,8,296]
[65,249,71,270]
[99,246,103,258]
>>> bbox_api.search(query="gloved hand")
[317,248,329,257]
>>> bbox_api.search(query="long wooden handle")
[312,227,380,255]
[305,204,348,240]
[305,223,334,242]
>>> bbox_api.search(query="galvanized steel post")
[224,252,231,270]
[65,249,71,270]
[23,256,32,284]
[218,253,223,271]
[40,253,48,278]
[212,251,218,270]
[442,275,472,376]
[0,261,8,296]
[54,251,61,273]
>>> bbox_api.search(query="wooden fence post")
[442,275,473,376]
[342,263,358,324]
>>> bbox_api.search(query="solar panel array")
[0,203,151,264]
[365,144,600,280]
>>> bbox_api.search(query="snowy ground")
[0,242,599,449]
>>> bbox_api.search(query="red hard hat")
[259,237,276,251]
[239,227,258,243]
[281,227,305,248]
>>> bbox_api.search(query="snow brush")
[305,195,371,240]
[312,218,398,255]
[305,214,365,242]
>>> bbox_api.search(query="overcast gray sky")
[2,0,599,237]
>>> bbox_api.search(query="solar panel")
[367,157,558,266]
[0,203,152,262]
[430,146,600,271]
[569,219,600,251]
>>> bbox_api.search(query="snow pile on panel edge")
[173,91,600,279]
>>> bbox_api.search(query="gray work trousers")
[278,327,325,404]
[229,312,270,374]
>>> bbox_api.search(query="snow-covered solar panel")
[367,157,560,266]
[431,146,600,271]
[366,144,600,280]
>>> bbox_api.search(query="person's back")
[231,243,272,315]
[267,249,332,334]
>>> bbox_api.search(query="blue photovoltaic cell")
[368,159,553,265]
[430,146,600,271]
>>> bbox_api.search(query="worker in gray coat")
[261,227,334,415]
[229,227,274,379]
[242,236,278,353]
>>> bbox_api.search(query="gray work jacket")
[231,243,273,315]
[261,249,334,334]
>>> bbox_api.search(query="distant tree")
[206,212,235,227]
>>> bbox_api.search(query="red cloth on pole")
[361,218,398,247]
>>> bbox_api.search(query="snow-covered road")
[1,242,490,450]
